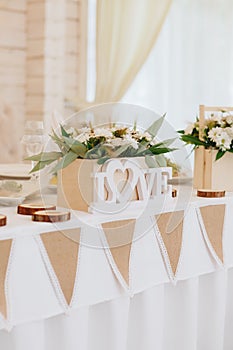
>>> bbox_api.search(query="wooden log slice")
[0,215,7,226]
[17,204,56,215]
[32,210,71,223]
[197,189,225,198]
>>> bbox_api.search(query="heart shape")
[103,159,141,203]
[113,167,129,195]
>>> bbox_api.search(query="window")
[123,0,233,129]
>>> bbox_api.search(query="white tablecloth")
[0,192,233,349]
[1,270,233,350]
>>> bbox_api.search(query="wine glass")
[21,121,44,176]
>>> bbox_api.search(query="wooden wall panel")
[0,0,26,12]
[0,0,85,161]
[0,1,26,162]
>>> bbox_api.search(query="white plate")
[0,180,40,206]
[0,163,32,179]
[0,195,25,206]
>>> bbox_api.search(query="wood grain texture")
[17,204,56,216]
[197,190,225,198]
[0,215,7,226]
[32,210,70,223]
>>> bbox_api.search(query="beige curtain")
[93,0,172,103]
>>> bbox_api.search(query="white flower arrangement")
[28,115,176,173]
[179,111,233,160]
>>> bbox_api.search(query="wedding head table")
[0,181,233,350]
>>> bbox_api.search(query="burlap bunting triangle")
[102,219,136,285]
[199,205,225,262]
[0,239,12,318]
[155,211,184,276]
[41,229,80,305]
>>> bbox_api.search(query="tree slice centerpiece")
[32,210,71,223]
[17,204,56,216]
[197,189,225,198]
[0,215,7,226]
[172,189,177,198]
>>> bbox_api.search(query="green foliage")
[29,117,176,173]
[52,151,79,173]
[179,112,233,161]
[179,134,206,147]
[145,114,165,138]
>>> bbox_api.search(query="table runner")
[40,230,80,306]
[155,210,184,278]
[0,240,12,318]
[198,205,225,263]
[102,219,136,287]
[0,194,232,331]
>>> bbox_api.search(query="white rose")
[110,138,125,147]
[127,139,138,149]
[123,134,139,149]
[215,131,232,150]
[94,128,113,138]
[141,132,152,141]
[208,127,222,142]
[75,133,89,143]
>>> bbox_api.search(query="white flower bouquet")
[178,111,233,160]
[28,115,176,173]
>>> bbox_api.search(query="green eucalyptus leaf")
[84,144,107,159]
[155,154,167,167]
[149,146,176,155]
[84,149,98,159]
[112,144,131,157]
[133,144,150,157]
[50,130,69,152]
[161,137,176,146]
[180,134,206,146]
[215,150,225,160]
[26,151,62,162]
[151,138,176,149]
[145,113,166,138]
[135,150,150,157]
[50,130,62,142]
[29,159,56,173]
[62,136,87,157]
[60,124,70,137]
[145,155,158,168]
[97,157,110,165]
[52,151,78,172]
[29,162,45,173]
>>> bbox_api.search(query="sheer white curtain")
[85,0,172,106]
[123,0,233,130]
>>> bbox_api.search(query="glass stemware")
[21,121,44,176]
